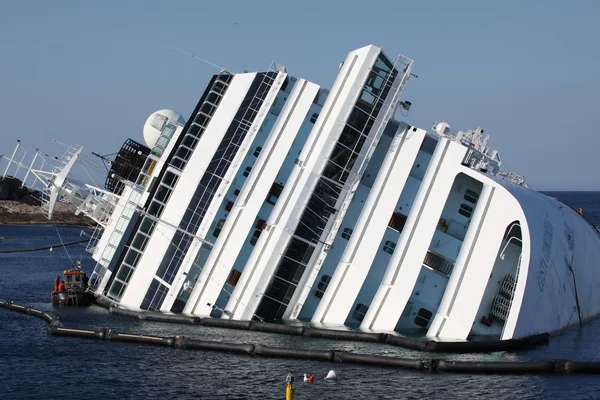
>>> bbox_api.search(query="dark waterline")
[0,192,599,399]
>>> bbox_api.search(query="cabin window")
[162,171,179,188]
[250,229,262,246]
[206,91,220,105]
[147,201,164,217]
[458,203,474,218]
[155,184,173,204]
[352,303,369,322]
[243,167,252,177]
[213,219,225,238]
[341,228,353,240]
[226,269,242,287]
[310,113,319,124]
[314,274,331,298]
[200,103,216,117]
[383,240,396,255]
[266,183,283,205]
[124,249,142,267]
[194,114,209,128]
[388,212,407,232]
[139,218,155,235]
[464,189,479,204]
[253,146,262,157]
[414,308,432,328]
[225,201,234,211]
[132,232,150,252]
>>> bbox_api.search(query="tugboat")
[51,263,94,307]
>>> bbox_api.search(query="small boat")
[51,268,94,307]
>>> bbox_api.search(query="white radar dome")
[143,109,186,148]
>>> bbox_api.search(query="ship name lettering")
[537,217,554,293]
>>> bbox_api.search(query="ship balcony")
[436,218,467,242]
[422,250,455,276]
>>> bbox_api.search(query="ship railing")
[499,253,522,338]
[85,223,104,254]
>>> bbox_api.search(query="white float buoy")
[303,373,308,382]
[324,370,337,380]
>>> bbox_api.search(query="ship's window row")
[254,52,399,320]
[106,75,231,301]
[172,73,232,170]
[314,274,331,299]
[163,77,270,278]
[143,73,278,311]
[107,170,178,300]
[176,72,275,238]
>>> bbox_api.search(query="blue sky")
[0,0,598,190]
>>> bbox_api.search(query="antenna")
[164,45,232,74]
[91,151,116,172]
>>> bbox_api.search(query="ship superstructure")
[5,44,599,341]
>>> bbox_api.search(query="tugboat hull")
[51,291,95,307]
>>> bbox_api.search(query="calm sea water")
[0,192,599,400]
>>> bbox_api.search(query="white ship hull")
[67,45,600,341]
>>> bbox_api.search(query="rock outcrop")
[0,177,94,226]
[0,176,41,205]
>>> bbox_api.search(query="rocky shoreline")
[0,177,93,226]
[0,201,94,226]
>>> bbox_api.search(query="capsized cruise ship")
[11,45,600,341]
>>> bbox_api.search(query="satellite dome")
[143,109,186,148]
